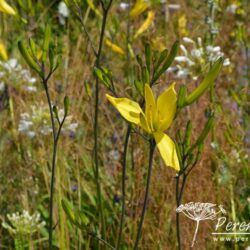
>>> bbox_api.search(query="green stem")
[116,125,131,249]
[45,79,67,250]
[44,80,57,250]
[175,175,181,250]
[133,140,155,250]
[176,171,188,250]
[93,0,113,243]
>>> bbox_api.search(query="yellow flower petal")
[130,0,148,17]
[145,84,157,132]
[0,0,16,15]
[139,112,151,134]
[105,39,125,56]
[156,83,177,131]
[106,94,143,125]
[0,41,8,61]
[134,11,155,39]
[153,131,180,171]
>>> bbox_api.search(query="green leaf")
[18,41,42,77]
[177,85,187,108]
[184,120,192,150]
[154,48,168,72]
[153,41,179,81]
[29,38,37,57]
[144,42,151,73]
[136,55,143,69]
[189,116,214,153]
[52,105,59,122]
[184,58,223,105]
[134,80,144,96]
[42,25,51,63]
[93,67,111,88]
[142,66,150,84]
[61,199,76,225]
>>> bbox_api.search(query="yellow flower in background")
[178,14,188,36]
[0,0,16,15]
[105,39,125,56]
[106,84,180,171]
[0,41,8,60]
[130,0,148,17]
[151,37,166,52]
[134,11,155,39]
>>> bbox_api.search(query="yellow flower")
[0,41,8,60]
[130,0,148,17]
[134,11,155,39]
[106,83,180,171]
[105,39,125,56]
[0,0,16,15]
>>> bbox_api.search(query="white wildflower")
[58,1,69,25]
[119,2,130,10]
[2,210,45,236]
[183,37,195,44]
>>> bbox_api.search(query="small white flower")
[226,4,237,14]
[58,1,69,25]
[25,86,37,92]
[177,68,189,79]
[183,37,195,44]
[27,131,36,138]
[6,58,18,70]
[191,49,203,58]
[223,58,230,66]
[175,56,189,63]
[119,2,130,10]
[168,4,181,10]
[58,2,69,17]
[180,45,188,56]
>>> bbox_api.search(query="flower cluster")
[18,104,78,138]
[2,210,45,235]
[0,58,37,93]
[176,202,226,221]
[168,37,230,80]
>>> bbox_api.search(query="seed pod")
[64,96,70,116]
[177,85,187,108]
[184,58,223,105]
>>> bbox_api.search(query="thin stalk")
[116,1,131,247]
[93,0,113,243]
[44,81,57,250]
[191,220,200,247]
[176,170,188,250]
[133,140,156,250]
[116,125,131,249]
[44,79,67,249]
[175,174,181,250]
